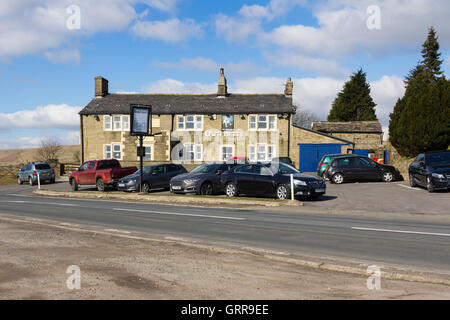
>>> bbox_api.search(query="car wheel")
[382,171,394,182]
[409,173,417,187]
[96,178,105,192]
[17,177,23,185]
[28,177,34,186]
[276,184,290,200]
[426,177,435,193]
[225,182,238,197]
[70,178,79,191]
[200,182,213,195]
[331,173,344,184]
[142,182,150,193]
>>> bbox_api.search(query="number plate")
[171,186,181,190]
[118,183,125,187]
[41,173,48,176]
[315,188,325,193]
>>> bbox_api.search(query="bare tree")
[293,105,321,129]
[36,137,62,163]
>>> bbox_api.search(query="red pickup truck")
[69,159,138,191]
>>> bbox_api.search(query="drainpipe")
[287,114,291,158]
[80,114,84,163]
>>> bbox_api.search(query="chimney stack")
[217,68,228,97]
[284,77,293,97]
[95,76,109,97]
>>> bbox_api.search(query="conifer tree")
[327,69,377,122]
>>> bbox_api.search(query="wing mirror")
[216,170,222,175]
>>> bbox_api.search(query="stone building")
[80,70,296,169]
[311,121,383,157]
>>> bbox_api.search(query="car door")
[19,165,27,181]
[163,164,181,187]
[415,154,427,186]
[150,165,166,188]
[354,157,381,181]
[83,161,97,184]
[334,157,355,179]
[251,165,276,194]
[234,164,254,194]
[77,162,90,184]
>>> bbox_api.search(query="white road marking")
[352,227,450,237]
[104,228,131,234]
[0,200,77,207]
[397,184,420,190]
[113,208,246,221]
[0,200,28,203]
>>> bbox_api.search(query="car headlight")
[294,179,307,186]
[184,179,200,185]
[432,173,445,179]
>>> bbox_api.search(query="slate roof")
[312,121,383,134]
[80,93,294,115]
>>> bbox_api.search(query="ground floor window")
[221,145,235,161]
[143,146,153,161]
[104,143,122,160]
[249,144,276,162]
[181,144,202,161]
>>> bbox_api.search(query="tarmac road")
[0,188,449,274]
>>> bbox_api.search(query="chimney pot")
[217,68,228,96]
[95,76,109,97]
[284,77,293,97]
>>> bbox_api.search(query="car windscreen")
[268,163,300,174]
[426,152,450,166]
[190,164,220,174]
[35,164,51,170]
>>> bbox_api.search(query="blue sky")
[0,0,449,149]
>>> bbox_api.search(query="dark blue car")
[220,162,326,200]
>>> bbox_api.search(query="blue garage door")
[353,149,369,157]
[298,144,345,172]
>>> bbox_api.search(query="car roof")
[423,150,450,155]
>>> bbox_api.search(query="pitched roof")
[312,121,383,134]
[292,123,354,145]
[80,93,294,115]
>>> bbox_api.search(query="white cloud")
[0,130,80,149]
[131,18,204,43]
[0,104,82,131]
[141,79,217,93]
[0,0,185,60]
[44,49,80,64]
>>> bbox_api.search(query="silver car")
[17,162,55,185]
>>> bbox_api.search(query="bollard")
[290,174,294,201]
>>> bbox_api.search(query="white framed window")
[221,145,235,161]
[177,116,185,130]
[248,145,256,162]
[249,116,257,131]
[268,115,277,130]
[257,144,267,161]
[113,115,121,131]
[122,115,129,131]
[112,143,122,160]
[177,115,203,131]
[143,146,153,161]
[195,115,203,130]
[258,115,268,130]
[104,115,112,131]
[185,115,195,130]
[268,145,276,161]
[104,145,112,158]
[183,144,203,161]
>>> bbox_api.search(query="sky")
[0,0,449,149]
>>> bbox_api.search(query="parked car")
[170,163,239,195]
[317,154,359,178]
[220,162,326,200]
[69,159,138,192]
[17,162,55,185]
[324,155,401,184]
[272,157,294,167]
[408,150,450,192]
[117,164,187,192]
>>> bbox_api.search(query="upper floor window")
[104,115,129,131]
[249,115,277,131]
[177,115,203,131]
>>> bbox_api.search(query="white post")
[37,172,40,190]
[290,174,294,201]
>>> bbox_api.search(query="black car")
[408,150,450,192]
[117,164,186,192]
[317,153,359,178]
[170,163,239,195]
[324,155,400,184]
[220,162,326,200]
